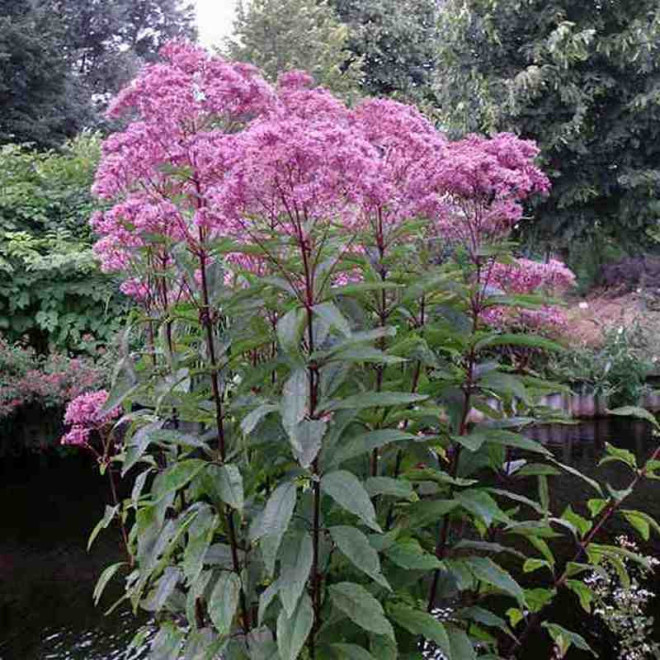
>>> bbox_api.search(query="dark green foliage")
[0,0,195,147]
[436,0,660,254]
[226,0,363,96]
[48,0,196,110]
[0,137,127,351]
[330,0,439,102]
[0,0,85,147]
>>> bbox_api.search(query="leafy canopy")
[435,0,660,253]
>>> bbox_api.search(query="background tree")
[0,0,195,147]
[330,0,439,103]
[435,0,660,270]
[225,0,363,96]
[48,0,197,111]
[0,0,86,147]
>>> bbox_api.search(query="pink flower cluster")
[90,40,552,302]
[61,390,120,447]
[483,258,576,334]
[0,340,105,420]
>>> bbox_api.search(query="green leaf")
[608,406,660,430]
[621,509,660,541]
[561,506,592,537]
[208,572,241,636]
[215,464,244,510]
[241,404,278,436]
[408,500,458,527]
[385,539,443,570]
[123,420,162,475]
[88,504,119,551]
[183,506,217,583]
[365,477,414,499]
[542,623,595,656]
[153,459,207,500]
[288,418,326,469]
[330,346,405,365]
[149,566,181,611]
[321,392,428,412]
[258,580,280,626]
[599,442,638,470]
[523,559,552,575]
[483,430,551,456]
[277,307,305,354]
[565,580,593,613]
[329,429,416,467]
[321,471,381,532]
[330,526,390,590]
[150,620,185,660]
[331,643,377,659]
[100,378,138,416]
[514,463,560,477]
[314,301,351,336]
[455,490,507,527]
[277,593,314,660]
[329,582,395,640]
[279,532,314,617]
[93,562,125,606]
[587,498,609,518]
[524,587,555,613]
[389,604,451,658]
[447,626,477,660]
[281,369,308,432]
[464,557,525,603]
[250,481,298,542]
[550,459,603,496]
[475,333,563,353]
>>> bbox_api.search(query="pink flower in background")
[482,257,576,335]
[61,390,121,448]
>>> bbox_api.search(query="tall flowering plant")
[86,42,660,660]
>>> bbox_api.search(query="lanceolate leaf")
[321,471,381,532]
[329,583,395,640]
[320,392,428,412]
[153,459,207,500]
[464,557,525,603]
[278,532,314,616]
[93,562,125,605]
[281,369,308,431]
[288,418,326,468]
[277,593,314,660]
[330,526,390,590]
[314,301,351,337]
[250,482,298,542]
[389,604,451,659]
[208,572,241,636]
[215,464,244,510]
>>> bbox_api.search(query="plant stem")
[197,243,251,636]
[427,308,479,612]
[106,464,133,566]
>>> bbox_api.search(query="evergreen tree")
[435,0,660,256]
[226,0,362,96]
[0,0,85,147]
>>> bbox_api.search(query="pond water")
[0,419,658,659]
[0,454,147,659]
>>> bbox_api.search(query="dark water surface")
[0,454,146,659]
[0,419,658,659]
